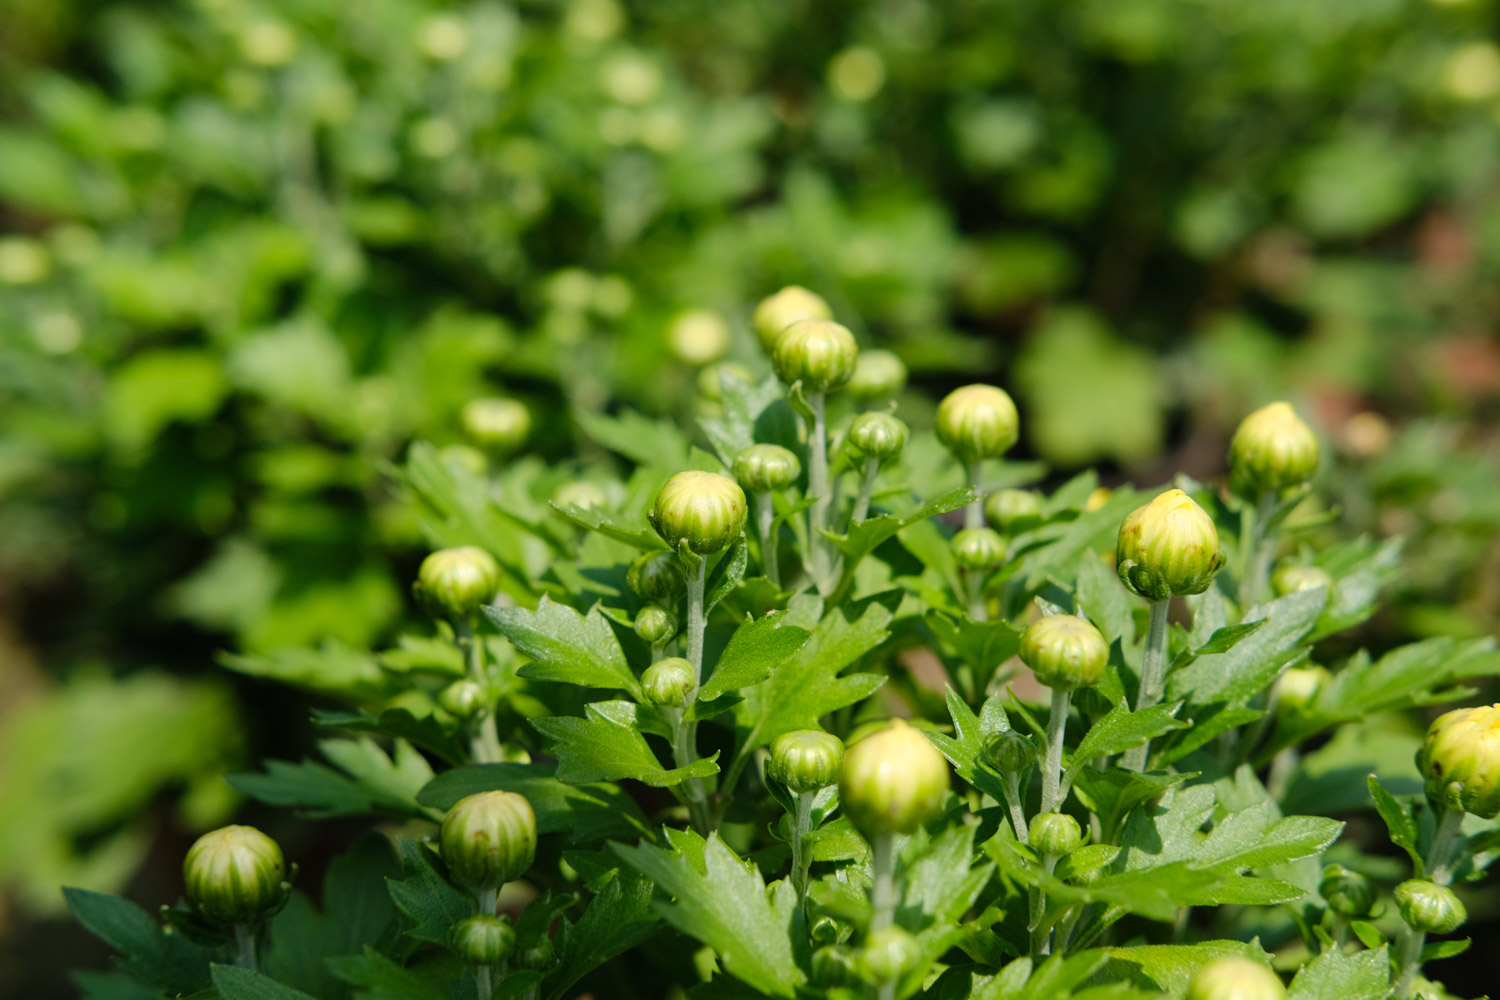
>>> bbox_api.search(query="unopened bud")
[936,385,1019,464]
[839,719,949,837]
[771,319,859,394]
[667,309,731,365]
[1274,666,1330,715]
[767,730,844,793]
[1394,879,1466,934]
[440,680,487,719]
[183,826,287,925]
[1229,402,1319,496]
[1029,812,1082,857]
[1020,615,1108,692]
[416,547,503,621]
[1272,565,1332,597]
[985,489,1043,533]
[847,413,908,463]
[1185,957,1286,1000]
[1418,704,1500,819]
[733,444,802,494]
[951,528,1006,573]
[627,550,685,602]
[649,471,748,555]
[860,926,919,985]
[641,657,695,707]
[811,945,859,987]
[846,349,907,401]
[697,361,755,402]
[461,398,531,454]
[1115,489,1226,601]
[633,605,679,646]
[440,791,538,891]
[449,914,515,965]
[1319,864,1375,918]
[752,286,832,350]
[981,730,1036,773]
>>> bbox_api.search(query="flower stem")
[806,391,831,590]
[851,456,880,525]
[1427,806,1464,885]
[791,790,815,901]
[1241,490,1276,610]
[1003,772,1029,845]
[1122,598,1171,772]
[965,569,988,622]
[475,965,493,1000]
[1041,689,1071,814]
[477,887,498,914]
[678,555,711,833]
[870,831,896,932]
[232,923,258,971]
[963,460,984,530]
[1392,924,1424,1000]
[755,492,780,588]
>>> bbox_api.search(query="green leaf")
[1064,701,1189,790]
[699,612,810,703]
[104,350,229,453]
[1167,589,1325,707]
[698,374,797,467]
[211,966,321,1000]
[531,701,719,787]
[573,407,692,468]
[1286,944,1390,1000]
[823,488,976,597]
[551,501,664,551]
[1166,619,1267,674]
[327,948,449,1000]
[927,686,1016,806]
[1093,941,1272,995]
[901,823,994,927]
[228,739,437,820]
[1421,938,1470,962]
[490,597,641,699]
[415,762,651,842]
[64,889,212,995]
[1074,550,1133,648]
[704,538,748,613]
[613,831,805,997]
[1070,768,1193,841]
[1368,775,1422,868]
[542,869,659,1000]
[385,838,473,946]
[926,612,1024,679]
[219,640,386,699]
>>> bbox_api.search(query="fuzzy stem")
[792,791,815,901]
[1427,806,1464,885]
[1028,855,1060,956]
[1041,689,1071,814]
[965,569,988,622]
[1122,598,1171,772]
[1241,490,1276,610]
[669,707,712,834]
[477,886,498,914]
[851,456,880,525]
[870,832,896,932]
[807,391,831,589]
[232,923,258,971]
[1003,772,1029,845]
[963,460,984,530]
[755,492,780,588]
[461,616,503,764]
[678,556,712,832]
[1393,925,1425,1000]
[475,965,493,1000]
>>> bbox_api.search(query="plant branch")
[1122,598,1171,772]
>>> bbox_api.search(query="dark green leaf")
[227,739,437,820]
[327,948,450,1000]
[385,838,472,947]
[211,966,320,1000]
[550,501,664,551]
[1286,944,1390,1000]
[699,612,810,702]
[1064,702,1189,790]
[64,889,212,995]
[704,538,748,614]
[490,597,641,699]
[543,869,659,1000]
[531,701,719,787]
[1368,775,1422,868]
[416,762,650,842]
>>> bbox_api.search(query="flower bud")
[449,915,516,965]
[697,361,755,402]
[554,481,608,511]
[439,680,486,719]
[1115,489,1226,601]
[517,937,554,971]
[732,444,802,494]
[1029,812,1082,857]
[1319,864,1375,918]
[633,605,679,646]
[1418,704,1500,819]
[1020,615,1109,692]
[1394,879,1466,934]
[667,308,730,365]
[810,914,842,945]
[951,528,1006,572]
[860,926,919,985]
[981,730,1036,773]
[752,286,832,350]
[846,349,907,401]
[627,550,684,602]
[183,826,287,925]
[839,719,949,837]
[767,730,845,793]
[847,413,909,463]
[1273,666,1330,716]
[1272,565,1332,597]
[771,319,859,394]
[438,444,488,477]
[810,945,859,988]
[985,489,1043,533]
[1229,402,1319,496]
[1185,957,1286,1000]
[416,546,503,621]
[461,397,531,454]
[935,385,1019,464]
[440,791,538,891]
[649,471,748,555]
[641,657,695,707]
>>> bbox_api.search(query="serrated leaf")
[489,597,641,699]
[1166,619,1268,674]
[1074,550,1133,649]
[574,408,692,467]
[385,838,472,946]
[901,823,994,927]
[228,739,438,820]
[65,889,213,995]
[1368,774,1422,868]
[1071,768,1193,842]
[211,966,320,1000]
[704,538,748,613]
[531,701,719,787]
[823,488,976,598]
[612,832,804,997]
[1064,702,1188,790]
[1167,589,1325,706]
[927,686,1013,806]
[219,640,386,699]
[699,373,798,467]
[550,501,665,551]
[1092,941,1271,995]
[699,612,810,702]
[416,762,651,842]
[312,707,468,767]
[542,869,659,1000]
[327,948,449,1000]
[926,612,1024,678]
[1286,944,1390,1000]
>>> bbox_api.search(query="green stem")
[678,556,712,833]
[1003,772,1029,845]
[792,791,815,901]
[851,456,880,525]
[475,964,493,1000]
[669,708,712,833]
[1041,689,1071,814]
[460,616,503,764]
[1122,598,1171,772]
[1427,806,1464,885]
[477,887,498,914]
[232,923,258,971]
[965,569,988,622]
[963,460,984,530]
[1393,925,1424,1000]
[870,831,896,932]
[1241,490,1275,610]
[806,391,831,591]
[755,492,780,588]
[1028,855,1060,956]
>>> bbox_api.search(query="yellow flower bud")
[1116,490,1226,601]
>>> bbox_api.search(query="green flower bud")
[649,471,748,555]
[981,730,1036,773]
[810,945,859,988]
[554,481,608,511]
[697,361,755,402]
[767,730,845,793]
[985,489,1043,533]
[440,791,537,891]
[1185,957,1286,1000]
[810,914,842,945]
[517,937,554,971]
[1394,879,1466,934]
[847,413,909,462]
[438,444,488,477]
[951,528,1006,572]
[1020,615,1109,692]
[752,286,833,350]
[1418,704,1500,819]
[732,444,802,494]
[935,385,1019,463]
[1272,565,1333,597]
[439,680,486,719]
[183,825,287,925]
[1115,489,1226,601]
[1319,864,1375,918]
[416,546,503,621]
[1029,812,1082,857]
[633,605,678,645]
[627,550,685,602]
[860,926,919,985]
[461,397,531,454]
[846,349,908,401]
[1229,402,1319,496]
[1274,666,1330,716]
[449,915,516,965]
[839,719,949,837]
[771,319,858,394]
[641,657,695,707]
[667,308,731,365]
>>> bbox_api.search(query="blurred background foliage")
[2,0,1499,986]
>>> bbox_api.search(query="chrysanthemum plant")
[69,290,1500,1000]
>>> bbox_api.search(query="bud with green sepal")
[733,445,800,587]
[449,914,516,966]
[440,791,537,903]
[1419,704,1500,820]
[847,412,908,524]
[641,657,695,708]
[936,384,1019,532]
[1185,957,1286,1000]
[627,550,684,602]
[982,729,1036,774]
[415,546,502,622]
[952,527,1005,622]
[810,915,843,945]
[860,926,919,986]
[752,285,832,351]
[768,730,844,793]
[1229,401,1319,498]
[847,349,907,401]
[633,605,678,648]
[771,319,858,395]
[554,480,608,512]
[1022,614,1108,813]
[439,680,486,719]
[517,937,553,971]
[811,945,859,988]
[985,488,1043,534]
[649,471,747,558]
[461,397,531,454]
[1272,564,1332,596]
[1029,812,1082,858]
[1319,864,1375,918]
[183,825,289,926]
[1274,665,1330,716]
[1394,879,1466,934]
